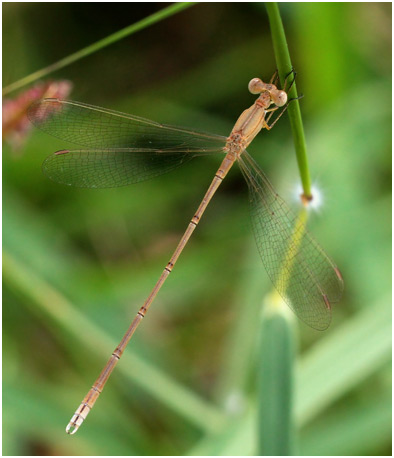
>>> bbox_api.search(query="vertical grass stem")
[266,2,312,199]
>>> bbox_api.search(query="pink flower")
[3,80,73,152]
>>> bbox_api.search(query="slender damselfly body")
[28,71,343,434]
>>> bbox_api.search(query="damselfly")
[28,71,344,434]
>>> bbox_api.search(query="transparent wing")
[28,99,226,188]
[28,99,226,151]
[238,151,344,330]
[42,149,201,188]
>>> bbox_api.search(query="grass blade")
[258,294,297,455]
[2,2,196,96]
[266,2,312,199]
[3,249,226,433]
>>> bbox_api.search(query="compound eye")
[273,90,287,107]
[248,78,264,94]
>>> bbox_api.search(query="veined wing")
[28,99,226,151]
[42,149,204,188]
[28,99,226,188]
[238,151,344,330]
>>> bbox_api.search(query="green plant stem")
[257,295,297,456]
[266,2,312,199]
[255,5,309,455]
[188,296,391,455]
[2,2,196,96]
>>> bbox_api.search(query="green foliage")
[3,3,391,456]
[257,299,297,456]
[266,2,311,197]
[2,3,196,96]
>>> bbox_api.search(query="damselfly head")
[248,78,287,107]
[248,78,277,95]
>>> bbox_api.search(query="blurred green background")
[3,2,391,456]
